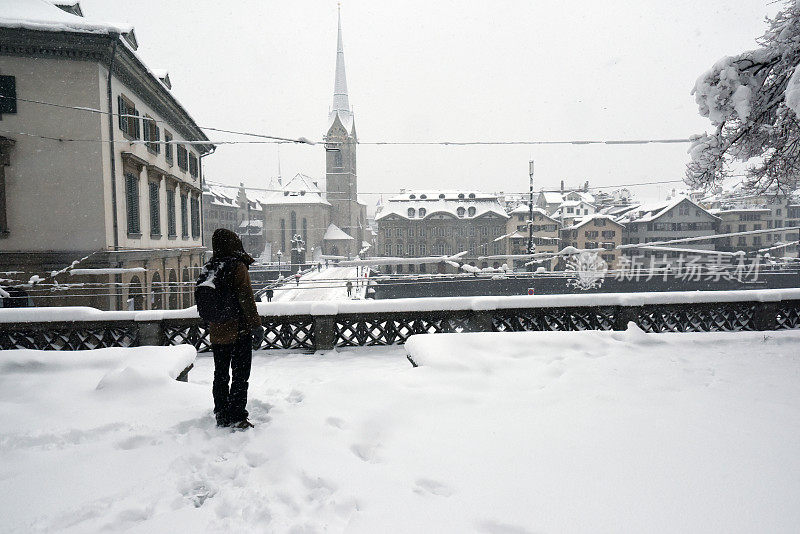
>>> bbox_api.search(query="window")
[481,226,488,236]
[396,244,402,256]
[419,208,426,218]
[143,115,160,153]
[408,227,415,237]
[419,243,427,255]
[280,219,286,252]
[302,218,308,244]
[384,243,391,255]
[177,144,188,171]
[166,188,176,237]
[333,151,343,167]
[180,192,188,237]
[408,208,416,218]
[124,172,141,235]
[291,211,297,236]
[188,153,198,179]
[190,196,200,238]
[419,226,425,237]
[164,130,173,165]
[384,227,391,237]
[468,207,476,217]
[407,243,415,255]
[148,182,160,236]
[0,75,17,115]
[118,95,140,139]
[396,227,402,237]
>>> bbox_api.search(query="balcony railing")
[1,289,799,353]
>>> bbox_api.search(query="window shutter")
[143,118,150,142]
[0,75,17,114]
[134,111,140,139]
[117,96,127,131]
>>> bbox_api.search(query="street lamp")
[277,250,283,272]
[528,160,535,269]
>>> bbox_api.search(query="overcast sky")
[83,0,780,208]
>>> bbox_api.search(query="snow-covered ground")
[1,328,800,532]
[268,266,367,302]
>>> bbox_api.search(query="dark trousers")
[212,334,252,423]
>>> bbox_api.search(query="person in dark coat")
[265,288,274,302]
[204,229,263,429]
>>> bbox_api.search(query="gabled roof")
[562,214,624,231]
[539,191,564,204]
[259,173,330,206]
[616,197,719,223]
[323,223,354,241]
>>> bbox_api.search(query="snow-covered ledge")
[0,288,800,324]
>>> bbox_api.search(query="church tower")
[325,6,364,249]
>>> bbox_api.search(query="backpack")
[195,259,242,323]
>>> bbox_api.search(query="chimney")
[560,180,565,193]
[584,181,589,192]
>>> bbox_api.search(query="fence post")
[137,320,166,346]
[313,315,337,351]
[752,301,778,331]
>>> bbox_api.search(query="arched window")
[290,211,297,237]
[468,193,476,199]
[302,217,308,245]
[409,194,416,199]
[168,269,178,309]
[151,271,163,310]
[407,208,416,218]
[280,219,286,253]
[467,207,476,217]
[458,193,465,199]
[438,193,445,199]
[457,207,465,218]
[420,194,427,199]
[128,275,144,311]
[419,208,426,218]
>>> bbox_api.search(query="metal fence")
[1,290,799,353]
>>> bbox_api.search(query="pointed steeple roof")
[332,5,350,113]
[327,5,354,135]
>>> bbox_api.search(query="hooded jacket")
[204,229,262,345]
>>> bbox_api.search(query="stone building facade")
[0,1,210,310]
[375,191,509,272]
[202,183,264,258]
[504,206,561,269]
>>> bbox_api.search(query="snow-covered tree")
[687,1,800,194]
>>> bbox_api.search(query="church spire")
[332,4,350,113]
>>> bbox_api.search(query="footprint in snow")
[326,416,346,429]
[413,478,453,497]
[285,390,305,404]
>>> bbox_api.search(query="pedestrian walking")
[195,229,264,430]
[265,288,274,302]
[295,273,301,286]
[346,280,353,297]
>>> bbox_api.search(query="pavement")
[267,266,368,302]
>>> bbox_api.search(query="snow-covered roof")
[709,207,771,214]
[562,214,624,231]
[239,219,263,229]
[376,190,508,221]
[539,191,565,204]
[1,0,132,35]
[616,197,719,223]
[260,173,331,206]
[323,223,354,241]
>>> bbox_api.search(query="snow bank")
[2,333,800,532]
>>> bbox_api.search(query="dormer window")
[419,208,426,218]
[439,193,445,199]
[467,207,476,217]
[408,208,416,218]
[409,194,416,199]
[420,194,427,199]
[457,207,465,218]
[458,193,465,199]
[468,193,476,199]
